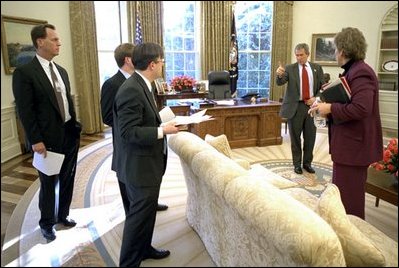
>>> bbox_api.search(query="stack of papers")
[215,100,235,106]
[159,106,213,125]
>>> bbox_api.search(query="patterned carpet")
[261,160,332,197]
[1,130,398,267]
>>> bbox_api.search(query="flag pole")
[135,2,143,44]
[229,1,238,98]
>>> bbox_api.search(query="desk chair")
[208,71,231,99]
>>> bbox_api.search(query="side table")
[366,167,398,207]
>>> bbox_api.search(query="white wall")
[292,1,397,80]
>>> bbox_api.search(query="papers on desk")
[214,100,235,106]
[159,106,213,125]
[32,151,65,176]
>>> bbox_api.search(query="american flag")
[135,11,143,45]
[229,13,238,96]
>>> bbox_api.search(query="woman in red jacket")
[311,27,383,219]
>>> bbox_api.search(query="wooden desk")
[156,91,208,109]
[366,167,398,207]
[190,100,282,148]
[170,104,191,116]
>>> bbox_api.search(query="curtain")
[69,1,103,134]
[270,1,293,101]
[128,1,163,45]
[201,1,233,80]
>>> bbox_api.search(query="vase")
[180,86,194,93]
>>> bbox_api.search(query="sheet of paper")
[32,151,65,176]
[174,114,213,125]
[215,100,235,106]
[159,106,176,123]
[159,107,213,125]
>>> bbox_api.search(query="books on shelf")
[320,76,351,103]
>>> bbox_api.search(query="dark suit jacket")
[100,70,126,127]
[277,62,324,119]
[113,72,166,187]
[12,56,81,152]
[329,60,383,166]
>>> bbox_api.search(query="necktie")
[302,64,310,101]
[49,62,65,121]
[149,84,158,108]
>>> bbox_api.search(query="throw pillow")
[317,184,386,267]
[249,164,298,189]
[282,187,318,210]
[205,134,232,158]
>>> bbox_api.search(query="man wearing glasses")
[100,43,169,213]
[113,43,180,267]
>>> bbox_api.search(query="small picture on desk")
[196,80,209,93]
[154,78,165,94]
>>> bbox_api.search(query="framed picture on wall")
[311,33,337,66]
[1,15,47,74]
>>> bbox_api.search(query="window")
[236,2,273,98]
[94,1,274,98]
[94,1,128,87]
[163,1,200,83]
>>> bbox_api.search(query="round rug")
[261,160,332,197]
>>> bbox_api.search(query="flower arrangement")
[170,75,196,92]
[371,138,398,177]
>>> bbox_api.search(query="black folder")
[320,76,351,104]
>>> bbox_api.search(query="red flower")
[170,75,196,91]
[370,138,398,177]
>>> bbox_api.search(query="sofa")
[168,131,398,267]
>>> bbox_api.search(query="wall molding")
[379,90,398,130]
[1,106,22,163]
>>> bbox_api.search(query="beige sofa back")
[169,132,346,266]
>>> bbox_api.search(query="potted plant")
[170,75,196,93]
[370,138,398,180]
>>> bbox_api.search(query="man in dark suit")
[113,43,180,266]
[12,24,81,241]
[100,43,169,213]
[276,43,324,174]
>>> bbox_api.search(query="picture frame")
[154,78,168,94]
[311,33,337,66]
[1,15,47,74]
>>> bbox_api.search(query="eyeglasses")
[154,58,165,64]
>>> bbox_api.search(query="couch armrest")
[348,215,398,267]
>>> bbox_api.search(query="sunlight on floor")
[4,201,124,267]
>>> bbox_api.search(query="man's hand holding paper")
[32,151,65,176]
[159,106,213,126]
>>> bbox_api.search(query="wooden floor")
[1,128,113,250]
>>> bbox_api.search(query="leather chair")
[208,71,231,99]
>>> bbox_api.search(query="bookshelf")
[377,4,398,130]
[377,6,397,91]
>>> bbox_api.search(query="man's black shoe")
[294,166,303,174]
[41,227,56,241]
[303,165,316,174]
[157,203,168,211]
[58,217,77,227]
[142,247,170,260]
